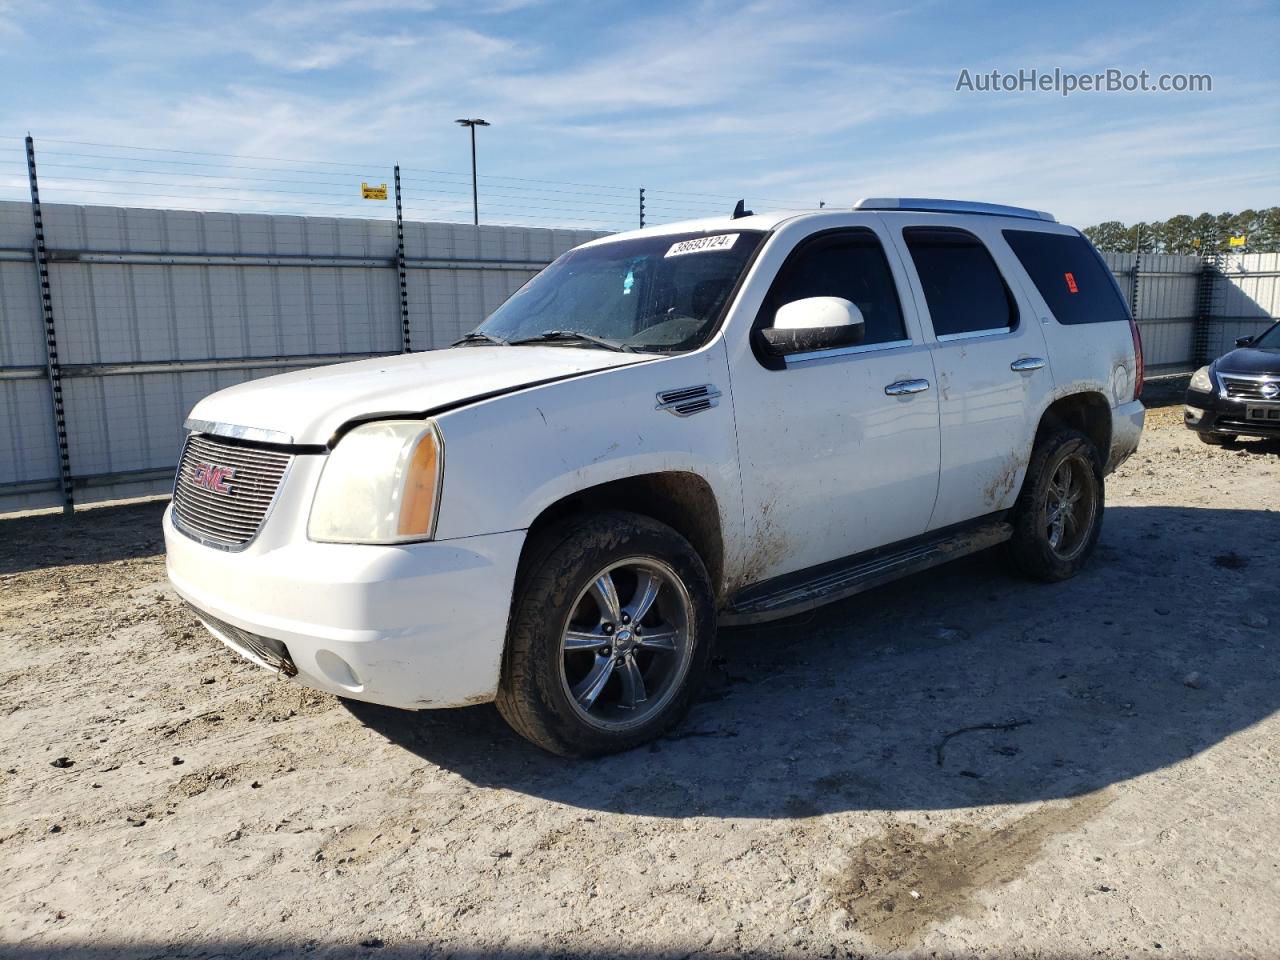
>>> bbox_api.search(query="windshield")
[1252,322,1280,350]
[471,230,765,352]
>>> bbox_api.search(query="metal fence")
[1204,252,1280,354]
[1103,250,1279,372]
[0,199,605,513]
[0,133,820,516]
[2,199,1277,516]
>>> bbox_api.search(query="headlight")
[1189,365,1213,392]
[308,420,443,544]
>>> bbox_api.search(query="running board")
[721,520,1013,625]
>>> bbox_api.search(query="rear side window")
[903,228,1018,336]
[1003,229,1128,325]
[764,230,907,345]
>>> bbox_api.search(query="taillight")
[1127,313,1144,400]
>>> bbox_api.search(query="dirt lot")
[2,397,1279,960]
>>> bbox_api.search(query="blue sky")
[0,0,1275,230]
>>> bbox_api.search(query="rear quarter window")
[1003,229,1129,325]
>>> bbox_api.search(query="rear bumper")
[1107,399,1146,472]
[164,505,525,709]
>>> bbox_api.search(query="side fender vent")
[656,384,722,417]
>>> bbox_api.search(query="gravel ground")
[2,396,1279,960]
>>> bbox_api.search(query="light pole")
[455,118,489,225]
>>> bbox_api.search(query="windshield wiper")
[509,330,634,352]
[452,330,509,347]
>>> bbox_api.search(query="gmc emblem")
[190,462,236,494]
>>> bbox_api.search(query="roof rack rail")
[854,197,1056,223]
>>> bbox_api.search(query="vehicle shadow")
[347,503,1280,818]
[0,499,167,575]
[1222,436,1280,456]
[1138,373,1190,407]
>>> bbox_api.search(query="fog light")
[314,649,363,690]
[1184,405,1204,423]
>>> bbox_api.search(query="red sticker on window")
[1064,272,1079,293]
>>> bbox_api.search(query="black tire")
[1198,432,1234,446]
[496,511,716,757]
[1007,428,1105,582]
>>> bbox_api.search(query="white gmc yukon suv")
[165,198,1145,756]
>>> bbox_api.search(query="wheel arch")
[1035,391,1112,463]
[517,471,727,603]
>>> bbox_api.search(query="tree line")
[1082,207,1280,254]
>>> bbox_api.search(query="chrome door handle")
[1011,357,1046,372]
[884,379,931,396]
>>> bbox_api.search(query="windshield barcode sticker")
[665,234,739,258]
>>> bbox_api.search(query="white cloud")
[770,103,1280,224]
[480,1,908,115]
[3,0,1274,228]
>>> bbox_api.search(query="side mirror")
[1236,336,1255,347]
[761,297,865,356]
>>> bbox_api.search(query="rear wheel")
[496,511,715,756]
[1008,428,1104,582]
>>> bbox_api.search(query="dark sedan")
[1185,320,1280,444]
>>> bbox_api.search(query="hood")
[1215,346,1280,376]
[187,346,653,445]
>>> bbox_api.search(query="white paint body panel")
[169,207,1144,711]
[432,342,742,553]
[721,214,941,582]
[879,213,1057,529]
[1000,221,1144,417]
[185,345,651,445]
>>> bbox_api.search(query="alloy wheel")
[558,557,695,731]
[1043,451,1097,561]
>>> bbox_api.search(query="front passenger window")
[766,231,908,345]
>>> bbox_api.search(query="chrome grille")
[172,433,292,548]
[1221,374,1279,401]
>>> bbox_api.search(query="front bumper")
[164,505,525,709]
[1184,386,1280,440]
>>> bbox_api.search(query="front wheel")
[1007,428,1105,582]
[496,511,715,756]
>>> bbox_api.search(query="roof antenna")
[732,199,753,219]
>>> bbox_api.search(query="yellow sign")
[361,182,388,200]
[1229,235,1247,247]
